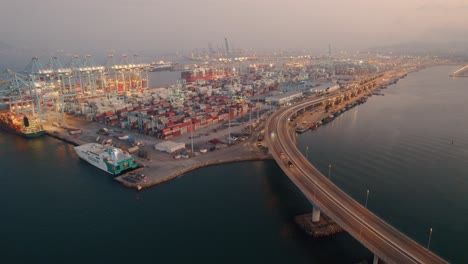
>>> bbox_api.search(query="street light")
[256,101,259,120]
[306,146,309,159]
[365,189,370,208]
[228,106,231,145]
[427,227,433,249]
[190,123,194,154]
[328,164,332,180]
[249,102,252,134]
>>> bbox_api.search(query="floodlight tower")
[225,37,230,56]
[106,54,118,93]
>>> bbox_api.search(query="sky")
[1,0,468,57]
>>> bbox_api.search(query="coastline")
[43,119,273,191]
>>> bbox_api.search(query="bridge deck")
[451,65,468,77]
[265,95,447,264]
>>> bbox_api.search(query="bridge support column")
[312,205,321,222]
[373,254,379,264]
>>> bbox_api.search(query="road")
[265,97,447,264]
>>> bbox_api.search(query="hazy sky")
[1,0,468,55]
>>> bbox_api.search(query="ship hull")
[0,121,46,138]
[74,143,138,175]
[149,66,173,72]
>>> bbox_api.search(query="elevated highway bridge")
[264,95,447,264]
[450,65,468,77]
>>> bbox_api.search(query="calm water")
[0,65,466,263]
[148,70,182,87]
[0,135,369,263]
[298,65,468,263]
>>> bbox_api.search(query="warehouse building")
[155,141,186,153]
[265,91,303,106]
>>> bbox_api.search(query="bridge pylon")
[373,254,379,264]
[312,205,321,222]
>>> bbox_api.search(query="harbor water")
[297,65,468,263]
[148,70,183,87]
[0,65,466,263]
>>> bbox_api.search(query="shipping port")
[0,51,440,188]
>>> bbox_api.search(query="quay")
[43,115,272,190]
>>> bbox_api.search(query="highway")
[451,64,468,77]
[265,97,447,264]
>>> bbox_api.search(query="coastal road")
[265,97,447,264]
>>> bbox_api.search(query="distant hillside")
[0,41,31,71]
[0,40,13,50]
[366,42,468,59]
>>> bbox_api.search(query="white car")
[227,136,238,141]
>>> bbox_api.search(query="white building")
[265,91,303,106]
[155,141,186,153]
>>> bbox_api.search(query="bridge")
[450,65,468,77]
[264,96,447,263]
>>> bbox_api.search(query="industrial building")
[155,141,186,153]
[265,91,303,106]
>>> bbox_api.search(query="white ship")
[148,61,173,72]
[74,143,138,175]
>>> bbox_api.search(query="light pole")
[228,106,231,145]
[365,189,370,208]
[328,164,332,180]
[249,102,252,134]
[427,227,433,249]
[306,146,309,159]
[257,101,259,120]
[190,123,194,154]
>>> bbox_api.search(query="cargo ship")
[74,143,138,175]
[0,112,45,137]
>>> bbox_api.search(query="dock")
[43,115,272,191]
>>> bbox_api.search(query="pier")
[43,115,272,190]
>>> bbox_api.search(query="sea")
[147,70,183,87]
[0,66,466,263]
